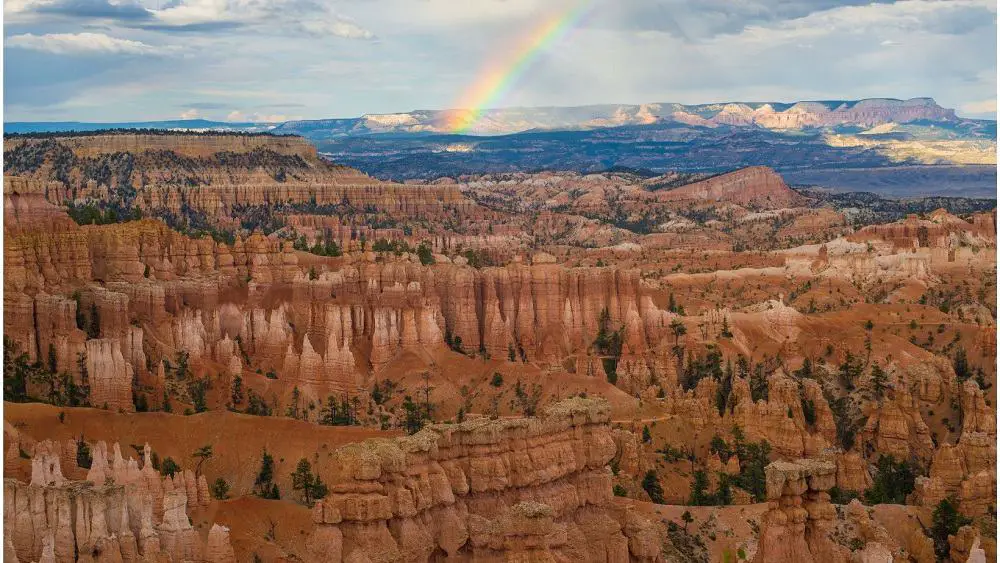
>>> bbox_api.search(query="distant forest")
[4,128,296,139]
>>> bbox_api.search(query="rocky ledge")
[306,397,663,562]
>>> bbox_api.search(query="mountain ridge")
[6,97,991,138]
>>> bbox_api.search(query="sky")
[3,0,997,122]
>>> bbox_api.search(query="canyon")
[3,131,996,562]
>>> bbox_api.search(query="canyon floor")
[2,131,996,563]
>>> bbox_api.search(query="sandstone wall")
[4,440,232,563]
[306,397,662,563]
[653,166,806,209]
[752,459,847,563]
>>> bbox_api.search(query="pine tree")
[642,470,665,504]
[688,469,710,506]
[230,375,244,407]
[87,303,101,339]
[681,510,693,532]
[192,444,213,475]
[291,458,327,507]
[871,363,888,400]
[254,449,279,499]
[930,497,972,561]
[76,352,88,386]
[48,344,58,374]
[670,318,687,344]
[953,347,970,381]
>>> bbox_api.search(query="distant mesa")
[4,97,972,138]
[273,97,963,136]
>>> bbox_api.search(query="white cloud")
[6,32,158,55]
[179,108,200,119]
[962,99,997,114]
[226,110,292,122]
[148,0,374,39]
[726,0,993,47]
[300,18,374,40]
[150,0,227,27]
[2,0,995,123]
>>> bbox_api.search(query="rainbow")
[443,0,596,134]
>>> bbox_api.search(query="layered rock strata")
[752,459,848,563]
[306,397,662,562]
[4,440,229,563]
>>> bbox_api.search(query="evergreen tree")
[254,449,280,499]
[88,303,101,339]
[720,316,732,338]
[402,395,426,434]
[642,470,665,504]
[953,347,970,381]
[417,242,434,265]
[77,352,89,386]
[749,362,769,402]
[715,473,733,505]
[732,432,771,502]
[291,458,327,507]
[160,457,180,477]
[48,344,58,374]
[688,469,710,506]
[670,318,687,344]
[681,510,693,532]
[871,363,888,400]
[192,444,213,475]
[174,351,190,380]
[863,456,917,505]
[709,435,731,462]
[801,398,817,426]
[230,375,244,407]
[839,352,864,390]
[211,478,230,500]
[76,438,93,469]
[286,386,302,419]
[3,337,30,402]
[930,497,972,561]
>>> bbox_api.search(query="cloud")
[179,108,200,119]
[226,110,294,122]
[36,0,152,20]
[182,101,228,110]
[593,0,900,40]
[2,0,995,124]
[299,17,374,40]
[962,99,997,114]
[7,0,376,39]
[6,32,159,55]
[142,0,373,38]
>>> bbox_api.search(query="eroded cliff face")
[909,382,997,517]
[652,166,807,209]
[4,186,682,407]
[850,210,996,251]
[305,397,662,563]
[3,134,474,222]
[4,438,234,563]
[3,132,996,563]
[753,459,847,563]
